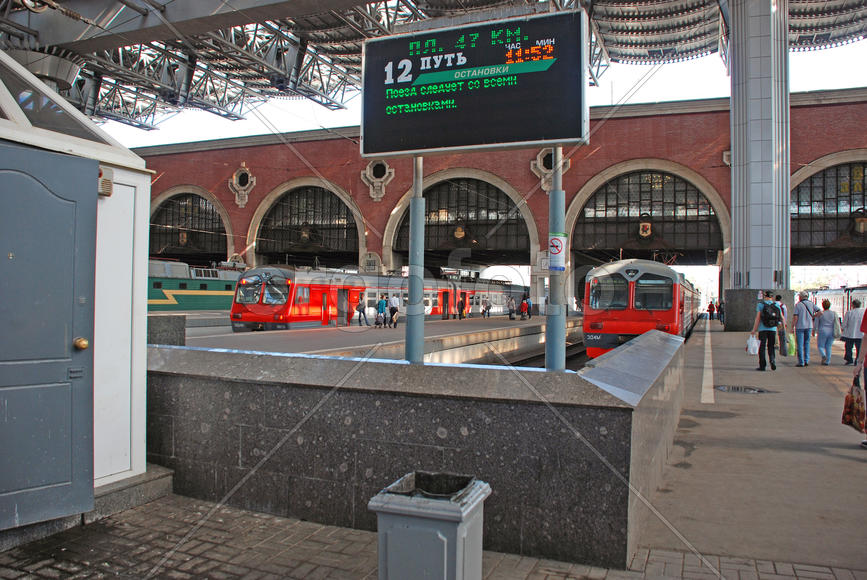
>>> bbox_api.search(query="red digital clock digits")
[505,43,554,64]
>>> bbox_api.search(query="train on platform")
[582,259,702,358]
[148,259,243,311]
[811,286,867,320]
[229,266,528,332]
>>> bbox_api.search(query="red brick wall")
[140,94,867,262]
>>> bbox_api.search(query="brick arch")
[790,148,867,188]
[246,177,367,268]
[565,159,731,297]
[150,184,236,260]
[382,168,541,273]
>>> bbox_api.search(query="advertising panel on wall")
[361,10,589,157]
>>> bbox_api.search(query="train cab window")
[235,274,263,304]
[263,279,289,305]
[634,274,674,310]
[588,274,628,310]
[295,286,310,305]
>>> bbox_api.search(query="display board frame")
[360,10,589,158]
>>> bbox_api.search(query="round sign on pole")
[548,233,566,271]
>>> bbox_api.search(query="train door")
[459,292,467,319]
[321,291,330,326]
[0,142,96,530]
[336,288,349,326]
[441,290,451,319]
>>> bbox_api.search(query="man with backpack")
[751,290,783,371]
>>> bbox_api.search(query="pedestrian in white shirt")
[388,294,401,328]
[841,299,865,365]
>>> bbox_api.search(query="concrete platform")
[2,319,866,578]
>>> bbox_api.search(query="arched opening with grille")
[255,185,359,268]
[572,170,724,268]
[791,160,867,265]
[393,177,531,271]
[150,192,228,266]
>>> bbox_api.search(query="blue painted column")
[406,156,425,364]
[545,146,566,372]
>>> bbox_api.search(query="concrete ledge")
[146,337,683,568]
[147,313,186,345]
[85,464,174,524]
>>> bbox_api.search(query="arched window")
[394,178,530,268]
[150,193,227,265]
[257,186,358,267]
[791,162,867,264]
[573,171,722,265]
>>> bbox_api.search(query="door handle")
[73,337,90,350]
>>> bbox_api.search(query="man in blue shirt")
[751,290,782,371]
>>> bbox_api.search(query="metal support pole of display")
[545,146,566,371]
[406,156,425,364]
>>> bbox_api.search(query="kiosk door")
[0,142,97,530]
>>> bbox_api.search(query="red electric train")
[229,266,527,332]
[582,259,702,358]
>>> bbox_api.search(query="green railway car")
[148,260,242,312]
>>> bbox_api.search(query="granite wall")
[724,289,795,331]
[147,336,684,569]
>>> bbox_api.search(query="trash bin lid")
[384,471,475,501]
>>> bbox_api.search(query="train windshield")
[263,278,289,304]
[634,274,674,310]
[588,274,628,310]
[235,274,263,304]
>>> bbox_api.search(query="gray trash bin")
[368,471,491,580]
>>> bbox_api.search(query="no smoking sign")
[548,233,566,271]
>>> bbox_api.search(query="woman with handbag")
[851,313,867,448]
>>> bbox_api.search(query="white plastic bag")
[747,335,759,355]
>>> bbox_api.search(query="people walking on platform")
[815,299,839,365]
[751,290,782,371]
[377,294,388,328]
[775,295,788,355]
[520,298,528,320]
[355,294,370,326]
[717,301,725,324]
[793,291,819,366]
[526,297,533,319]
[457,297,465,320]
[841,299,864,365]
[389,293,400,328]
[481,297,490,318]
[507,296,516,320]
[707,302,715,320]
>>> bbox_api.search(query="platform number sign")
[548,233,567,271]
[361,11,588,157]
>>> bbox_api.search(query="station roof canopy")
[0,0,863,129]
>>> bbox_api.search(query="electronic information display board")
[361,11,588,157]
